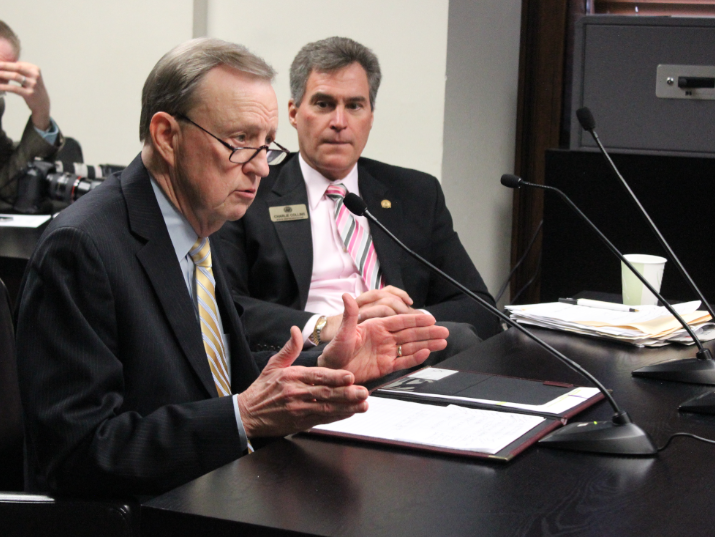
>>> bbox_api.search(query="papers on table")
[312,396,545,455]
[506,300,714,347]
[0,214,51,228]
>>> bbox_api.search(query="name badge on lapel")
[269,204,309,222]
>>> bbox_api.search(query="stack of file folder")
[505,300,715,347]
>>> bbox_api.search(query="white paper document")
[506,301,714,347]
[0,214,51,228]
[312,396,546,455]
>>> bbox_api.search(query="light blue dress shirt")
[34,118,59,145]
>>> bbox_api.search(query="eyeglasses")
[176,114,289,165]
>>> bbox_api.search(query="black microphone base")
[538,421,657,456]
[679,390,715,414]
[632,356,715,385]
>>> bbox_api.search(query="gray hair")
[140,37,276,142]
[290,36,381,110]
[0,20,21,58]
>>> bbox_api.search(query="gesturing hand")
[318,294,449,384]
[237,326,369,439]
[0,60,51,130]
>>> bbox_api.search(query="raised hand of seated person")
[237,294,448,439]
[237,325,369,439]
[0,59,51,130]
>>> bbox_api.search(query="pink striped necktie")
[325,183,384,290]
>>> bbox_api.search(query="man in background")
[15,37,448,497]
[0,20,62,200]
[219,36,500,360]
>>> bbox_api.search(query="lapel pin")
[381,199,392,209]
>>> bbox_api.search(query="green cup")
[621,254,667,306]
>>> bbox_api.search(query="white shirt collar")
[299,153,359,210]
[149,177,199,262]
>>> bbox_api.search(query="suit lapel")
[358,164,405,289]
[358,163,404,289]
[265,157,314,308]
[121,157,217,398]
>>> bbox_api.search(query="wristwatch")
[310,316,328,345]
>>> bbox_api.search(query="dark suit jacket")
[218,154,500,350]
[0,96,63,199]
[15,154,260,498]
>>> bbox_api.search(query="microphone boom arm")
[527,179,706,354]
[345,192,656,455]
[575,108,715,389]
[361,206,624,415]
[582,109,715,324]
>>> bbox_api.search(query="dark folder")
[373,367,603,420]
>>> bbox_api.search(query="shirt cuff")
[33,118,59,145]
[302,314,322,348]
[232,394,250,453]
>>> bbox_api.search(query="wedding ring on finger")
[397,345,402,358]
[19,75,26,87]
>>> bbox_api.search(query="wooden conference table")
[142,328,715,536]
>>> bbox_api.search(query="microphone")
[499,175,522,189]
[575,107,596,131]
[576,107,715,395]
[344,192,656,456]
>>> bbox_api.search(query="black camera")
[13,160,125,214]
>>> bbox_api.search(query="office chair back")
[0,277,23,491]
[0,277,139,536]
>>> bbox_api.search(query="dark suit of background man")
[219,36,500,360]
[0,20,63,200]
[15,38,448,498]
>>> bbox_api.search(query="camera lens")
[47,172,77,204]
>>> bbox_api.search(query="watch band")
[310,315,327,345]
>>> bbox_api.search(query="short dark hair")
[140,38,276,142]
[290,37,381,110]
[0,20,21,58]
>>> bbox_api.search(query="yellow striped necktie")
[190,237,231,396]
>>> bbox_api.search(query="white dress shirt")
[299,155,372,345]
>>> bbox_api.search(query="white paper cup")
[621,254,667,306]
